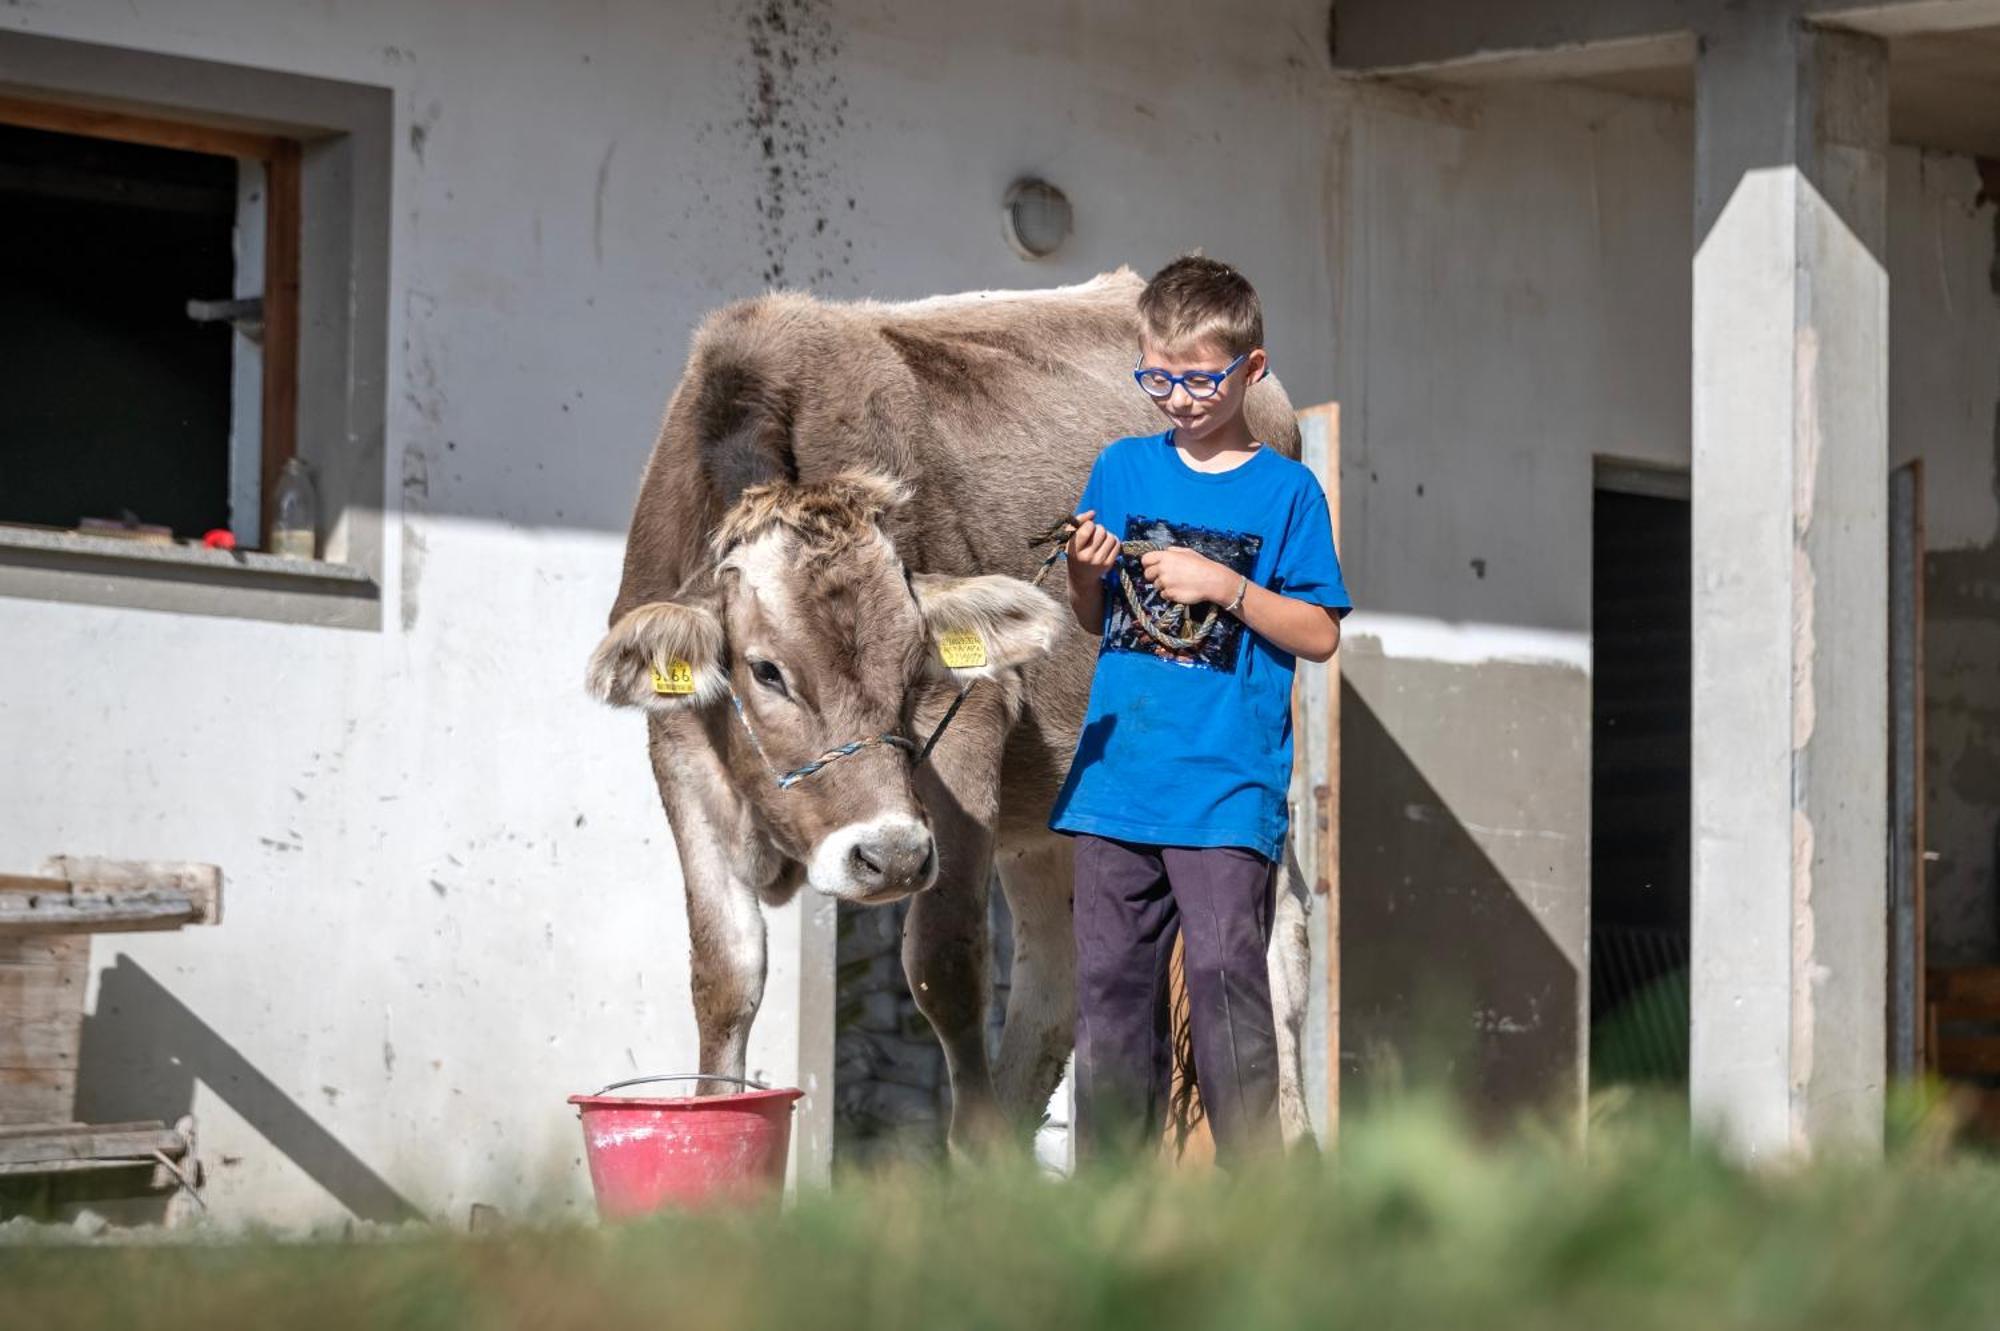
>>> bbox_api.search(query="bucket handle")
[593,1073,772,1096]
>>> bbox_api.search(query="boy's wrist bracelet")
[1225,576,1249,616]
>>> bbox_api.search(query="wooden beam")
[0,1121,185,1168]
[0,890,201,937]
[0,93,286,161]
[1297,401,1342,1141]
[1935,1035,2000,1079]
[1327,403,1341,1142]
[1930,966,2000,1018]
[35,858,222,924]
[0,1119,174,1140]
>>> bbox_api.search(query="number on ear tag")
[937,629,988,670]
[651,660,697,695]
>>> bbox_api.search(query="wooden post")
[1296,402,1342,1140]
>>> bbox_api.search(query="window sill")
[0,525,381,629]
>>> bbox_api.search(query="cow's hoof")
[944,1107,1023,1167]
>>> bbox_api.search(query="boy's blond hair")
[1136,254,1264,358]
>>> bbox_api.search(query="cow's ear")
[586,599,729,710]
[911,573,1065,681]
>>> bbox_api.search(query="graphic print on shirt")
[1103,514,1263,672]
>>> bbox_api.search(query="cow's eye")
[749,659,789,697]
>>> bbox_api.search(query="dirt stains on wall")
[740,0,853,288]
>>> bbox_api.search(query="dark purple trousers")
[1072,834,1281,1165]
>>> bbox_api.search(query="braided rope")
[776,733,917,789]
[1115,539,1221,652]
[1028,524,1224,653]
[728,690,933,791]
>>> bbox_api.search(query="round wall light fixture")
[1002,178,1073,260]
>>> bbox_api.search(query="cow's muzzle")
[808,815,938,902]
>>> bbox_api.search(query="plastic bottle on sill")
[271,457,319,560]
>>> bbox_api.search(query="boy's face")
[1136,336,1268,446]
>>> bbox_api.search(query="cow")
[588,269,1317,1153]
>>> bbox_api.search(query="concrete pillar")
[1690,11,1888,1159]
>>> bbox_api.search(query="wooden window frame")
[0,94,300,548]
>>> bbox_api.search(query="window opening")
[0,100,299,550]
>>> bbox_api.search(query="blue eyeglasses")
[1133,352,1250,401]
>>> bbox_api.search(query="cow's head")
[588,472,1064,903]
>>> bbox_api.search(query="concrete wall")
[1890,150,2000,966]
[1334,80,1692,1120]
[1335,71,2000,1115]
[0,0,1340,1223]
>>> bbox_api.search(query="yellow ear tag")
[650,660,697,696]
[937,629,988,670]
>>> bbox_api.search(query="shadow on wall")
[1339,679,1579,1127]
[74,955,420,1223]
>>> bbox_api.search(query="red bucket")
[569,1074,803,1218]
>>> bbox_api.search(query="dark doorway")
[1590,475,1692,1091]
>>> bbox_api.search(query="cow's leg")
[903,684,1014,1155]
[650,714,782,1094]
[1268,839,1316,1146]
[992,834,1077,1131]
[685,850,767,1088]
[901,849,1004,1153]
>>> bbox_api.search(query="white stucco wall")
[0,0,1339,1223]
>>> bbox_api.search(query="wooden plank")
[38,857,222,925]
[1934,1034,2000,1079]
[0,889,200,937]
[260,137,303,549]
[0,1157,167,1178]
[1929,966,2000,1016]
[0,1123,183,1166]
[0,93,285,160]
[0,936,86,1124]
[0,1120,170,1141]
[1955,1089,2000,1142]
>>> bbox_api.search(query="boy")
[1050,255,1350,1164]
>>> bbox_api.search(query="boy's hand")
[1066,511,1120,582]
[1139,547,1240,607]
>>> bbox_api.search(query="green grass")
[6,1097,1998,1331]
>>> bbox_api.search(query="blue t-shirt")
[1048,432,1351,859]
